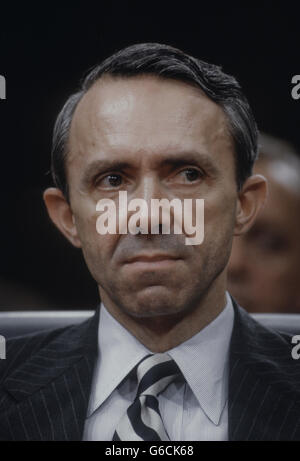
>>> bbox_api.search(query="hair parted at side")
[51,42,258,198]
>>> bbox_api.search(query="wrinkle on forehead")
[67,75,234,174]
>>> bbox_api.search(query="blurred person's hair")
[50,43,258,199]
[258,132,300,196]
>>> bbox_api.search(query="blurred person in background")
[228,133,300,313]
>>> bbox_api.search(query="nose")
[136,175,162,203]
[127,175,171,235]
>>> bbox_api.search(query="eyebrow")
[159,151,218,174]
[80,150,219,189]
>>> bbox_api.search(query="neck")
[100,281,227,353]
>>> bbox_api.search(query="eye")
[179,168,203,183]
[107,174,122,187]
[248,228,289,254]
[96,173,123,188]
[256,234,288,253]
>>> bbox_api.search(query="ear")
[43,188,82,248]
[234,174,267,236]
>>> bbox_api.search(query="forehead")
[255,158,300,198]
[68,75,233,170]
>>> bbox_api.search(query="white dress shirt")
[83,292,234,441]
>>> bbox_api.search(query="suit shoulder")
[236,305,297,351]
[232,304,300,396]
[0,325,73,383]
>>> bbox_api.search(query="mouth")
[124,253,182,269]
[127,253,180,263]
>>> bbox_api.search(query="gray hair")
[257,132,300,196]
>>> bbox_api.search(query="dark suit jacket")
[0,300,299,441]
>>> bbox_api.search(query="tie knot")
[135,353,180,398]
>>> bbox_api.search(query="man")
[0,43,299,441]
[228,133,300,313]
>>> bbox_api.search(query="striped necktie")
[113,352,180,441]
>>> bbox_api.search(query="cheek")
[256,254,295,278]
[250,259,297,302]
[80,232,120,286]
[75,209,98,246]
[73,200,118,263]
[204,193,236,244]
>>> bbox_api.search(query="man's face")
[66,76,238,319]
[228,159,300,313]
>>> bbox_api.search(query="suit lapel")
[2,301,300,440]
[228,300,300,441]
[1,308,100,440]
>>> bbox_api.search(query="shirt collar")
[168,292,234,424]
[86,305,151,417]
[87,293,234,426]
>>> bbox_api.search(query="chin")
[123,286,185,319]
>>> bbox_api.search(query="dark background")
[0,1,299,309]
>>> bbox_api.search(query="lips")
[125,253,181,263]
